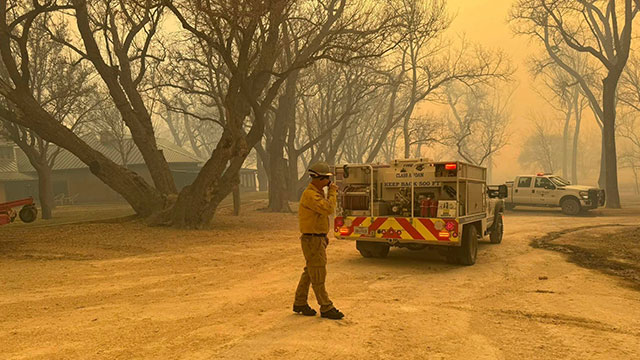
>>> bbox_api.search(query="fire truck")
[333,159,506,265]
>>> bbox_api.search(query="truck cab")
[504,174,605,215]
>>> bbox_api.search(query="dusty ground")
[532,225,640,290]
[1,200,640,359]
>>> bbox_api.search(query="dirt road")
[1,204,639,359]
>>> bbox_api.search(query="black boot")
[321,308,344,320]
[293,304,317,316]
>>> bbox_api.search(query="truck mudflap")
[334,216,460,244]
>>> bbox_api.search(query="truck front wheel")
[459,224,478,265]
[561,197,581,216]
[490,216,503,244]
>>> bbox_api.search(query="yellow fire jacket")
[299,183,337,234]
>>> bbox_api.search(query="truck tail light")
[445,221,456,231]
[335,217,344,227]
[445,163,457,170]
[439,231,450,238]
[339,227,350,235]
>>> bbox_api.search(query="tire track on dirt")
[530,224,640,290]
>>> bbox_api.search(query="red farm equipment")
[0,197,38,225]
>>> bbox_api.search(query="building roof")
[14,136,203,173]
[1,136,258,182]
[0,154,37,181]
[0,158,17,173]
[0,171,37,181]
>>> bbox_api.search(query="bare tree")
[0,1,167,216]
[48,0,178,194]
[617,61,640,194]
[518,117,562,173]
[365,34,513,162]
[162,0,395,226]
[530,51,592,182]
[258,1,396,212]
[284,61,383,203]
[443,83,512,167]
[84,100,137,166]
[0,4,110,219]
[511,0,640,208]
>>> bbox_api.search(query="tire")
[356,241,389,258]
[19,206,37,223]
[489,215,503,244]
[356,241,374,258]
[561,197,581,216]
[459,224,478,266]
[373,243,390,258]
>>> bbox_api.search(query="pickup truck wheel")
[490,216,503,244]
[19,205,37,223]
[459,224,478,266]
[561,197,581,216]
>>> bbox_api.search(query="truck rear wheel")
[356,241,389,258]
[561,197,581,216]
[489,216,503,244]
[459,224,478,265]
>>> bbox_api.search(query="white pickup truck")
[504,174,605,215]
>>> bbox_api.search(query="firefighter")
[293,162,345,320]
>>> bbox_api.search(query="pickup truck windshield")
[549,176,571,186]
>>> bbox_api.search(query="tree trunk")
[602,76,621,208]
[598,129,606,189]
[571,98,582,184]
[255,147,269,192]
[267,156,291,212]
[562,102,573,178]
[266,72,297,212]
[37,165,54,220]
[168,88,259,228]
[287,154,300,201]
[403,111,411,159]
[169,131,246,228]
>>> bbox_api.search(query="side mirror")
[498,184,508,199]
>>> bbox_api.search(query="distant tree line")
[0,0,515,225]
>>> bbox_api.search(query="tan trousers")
[294,235,334,312]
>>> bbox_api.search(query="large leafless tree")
[511,0,640,208]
